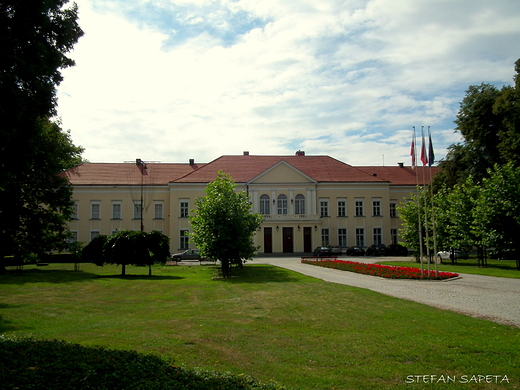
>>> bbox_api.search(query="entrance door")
[264,227,272,253]
[303,227,312,253]
[283,227,293,253]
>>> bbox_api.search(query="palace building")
[63,151,437,254]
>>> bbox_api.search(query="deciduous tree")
[433,59,520,189]
[0,1,84,265]
[189,172,263,278]
[83,230,170,276]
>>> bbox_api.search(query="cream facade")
[65,153,435,254]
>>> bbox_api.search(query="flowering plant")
[301,259,459,280]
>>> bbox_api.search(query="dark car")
[171,249,202,261]
[365,244,387,256]
[386,244,408,256]
[313,246,332,256]
[345,246,365,256]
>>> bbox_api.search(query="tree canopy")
[189,171,263,278]
[83,230,170,276]
[0,1,84,263]
[433,59,520,190]
[399,163,520,269]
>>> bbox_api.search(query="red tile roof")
[357,165,439,186]
[172,155,388,183]
[62,156,438,186]
[63,162,203,185]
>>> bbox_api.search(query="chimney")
[398,162,404,168]
[189,159,194,166]
[243,151,249,155]
[295,150,305,156]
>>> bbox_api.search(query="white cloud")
[57,0,520,166]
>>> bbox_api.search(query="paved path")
[253,256,520,328]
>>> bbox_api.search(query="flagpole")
[421,126,431,278]
[428,126,439,277]
[412,126,424,277]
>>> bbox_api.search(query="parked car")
[328,246,343,255]
[436,249,469,263]
[313,246,332,256]
[386,244,408,256]
[365,244,387,256]
[345,246,365,256]
[171,249,202,261]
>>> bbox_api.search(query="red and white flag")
[420,127,428,166]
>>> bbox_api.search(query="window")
[372,199,381,216]
[391,228,398,245]
[90,231,100,241]
[69,231,78,243]
[356,228,365,247]
[337,199,346,217]
[321,228,330,246]
[355,199,364,216]
[133,201,142,219]
[320,199,329,217]
[180,230,189,249]
[295,194,305,214]
[154,201,163,219]
[260,194,270,215]
[373,228,382,245]
[71,201,78,220]
[91,201,100,220]
[180,200,189,218]
[277,194,288,215]
[390,202,397,218]
[112,201,121,220]
[338,228,347,247]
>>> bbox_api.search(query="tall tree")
[189,172,263,278]
[494,59,520,167]
[0,1,84,264]
[433,59,520,190]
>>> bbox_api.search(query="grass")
[379,257,520,279]
[1,262,519,389]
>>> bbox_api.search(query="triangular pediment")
[248,160,316,184]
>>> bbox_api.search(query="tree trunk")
[221,258,231,278]
[122,263,126,276]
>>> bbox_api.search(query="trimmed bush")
[0,337,290,390]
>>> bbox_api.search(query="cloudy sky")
[57,0,520,166]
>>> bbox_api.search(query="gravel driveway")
[254,256,520,328]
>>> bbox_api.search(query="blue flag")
[428,133,435,167]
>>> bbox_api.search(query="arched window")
[260,194,270,215]
[295,194,305,214]
[277,194,288,215]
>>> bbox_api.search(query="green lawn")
[1,263,519,389]
[379,258,520,279]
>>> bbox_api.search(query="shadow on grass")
[0,269,99,285]
[214,264,304,283]
[97,275,183,281]
[0,304,27,333]
[441,258,519,271]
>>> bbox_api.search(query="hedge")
[0,337,291,390]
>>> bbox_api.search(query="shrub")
[0,337,291,390]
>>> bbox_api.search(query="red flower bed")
[301,259,459,280]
